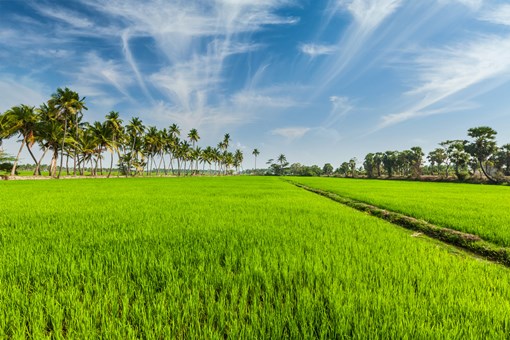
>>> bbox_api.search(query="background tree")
[495,144,510,176]
[383,151,398,177]
[348,158,357,178]
[409,146,424,178]
[363,153,375,178]
[322,163,333,176]
[443,140,470,180]
[466,126,498,183]
[427,148,447,176]
[339,162,349,177]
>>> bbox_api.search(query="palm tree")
[212,147,221,175]
[193,146,202,175]
[234,149,244,174]
[105,111,124,177]
[169,123,181,138]
[0,112,7,146]
[252,148,260,171]
[178,140,191,176]
[3,104,39,176]
[34,103,62,177]
[187,128,200,148]
[223,151,234,175]
[125,117,145,176]
[48,87,87,178]
[277,154,287,167]
[144,126,160,176]
[187,128,200,174]
[167,124,181,175]
[89,121,112,176]
[223,133,231,150]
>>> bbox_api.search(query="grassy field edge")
[285,179,510,267]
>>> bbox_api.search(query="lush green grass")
[2,177,510,338]
[290,177,510,247]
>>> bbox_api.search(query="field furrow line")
[286,179,510,267]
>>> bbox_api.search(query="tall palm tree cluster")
[0,88,245,178]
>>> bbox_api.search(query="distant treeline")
[278,127,508,184]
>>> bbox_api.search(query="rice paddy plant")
[1,177,510,338]
[290,177,510,247]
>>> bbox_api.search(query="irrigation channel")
[285,179,510,267]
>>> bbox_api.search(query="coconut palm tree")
[169,123,181,138]
[188,128,200,147]
[223,133,231,150]
[89,121,113,176]
[187,128,200,173]
[34,103,62,177]
[0,112,7,146]
[234,149,244,174]
[144,126,161,176]
[125,117,145,176]
[277,154,287,167]
[105,111,124,177]
[212,147,221,175]
[178,140,191,176]
[48,87,87,178]
[252,148,260,171]
[3,104,39,176]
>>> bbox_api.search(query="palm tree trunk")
[11,138,26,176]
[108,151,114,178]
[58,118,67,178]
[26,143,39,171]
[479,159,497,183]
[34,147,49,176]
[95,154,100,176]
[158,153,165,176]
[51,148,58,177]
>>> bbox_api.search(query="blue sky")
[1,0,510,167]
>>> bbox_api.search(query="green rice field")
[290,177,510,247]
[1,177,510,338]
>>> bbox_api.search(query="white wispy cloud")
[440,0,483,11]
[312,0,403,95]
[33,6,95,29]
[271,127,311,139]
[231,90,299,110]
[80,0,299,129]
[146,85,301,133]
[78,53,133,96]
[481,4,510,26]
[380,34,510,128]
[340,0,404,33]
[323,96,353,128]
[0,75,48,112]
[299,43,338,57]
[121,30,152,102]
